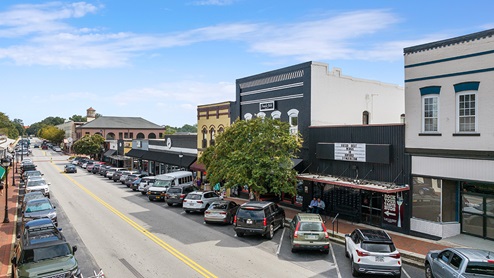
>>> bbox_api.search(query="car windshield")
[210,203,227,210]
[26,201,52,212]
[299,222,324,232]
[466,262,494,275]
[167,187,182,193]
[361,243,396,253]
[26,171,41,176]
[237,208,264,219]
[21,243,71,263]
[27,180,47,187]
[154,180,172,188]
[187,194,202,200]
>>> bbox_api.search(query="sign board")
[0,166,5,180]
[259,101,275,112]
[334,143,366,162]
[383,193,398,226]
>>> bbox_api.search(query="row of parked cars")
[12,158,81,278]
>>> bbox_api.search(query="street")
[29,146,425,278]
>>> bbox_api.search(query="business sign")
[0,166,5,179]
[259,101,275,111]
[383,193,403,227]
[334,143,366,162]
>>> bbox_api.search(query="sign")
[334,143,366,162]
[0,166,5,179]
[383,194,398,226]
[259,101,275,111]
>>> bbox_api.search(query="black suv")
[234,201,285,239]
[11,219,81,278]
[165,184,199,206]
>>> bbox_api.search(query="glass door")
[361,191,382,226]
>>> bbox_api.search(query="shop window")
[412,177,441,222]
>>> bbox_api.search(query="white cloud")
[191,0,237,6]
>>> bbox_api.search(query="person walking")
[308,197,318,213]
[0,181,3,196]
[214,182,221,194]
[316,197,326,214]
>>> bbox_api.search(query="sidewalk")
[225,196,458,268]
[0,166,19,278]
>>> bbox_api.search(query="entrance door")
[462,194,494,240]
[361,190,382,226]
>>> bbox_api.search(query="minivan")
[147,171,194,201]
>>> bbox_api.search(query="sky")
[1,1,494,127]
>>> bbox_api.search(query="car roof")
[26,197,51,205]
[452,248,494,261]
[296,213,323,222]
[357,229,393,243]
[240,201,272,209]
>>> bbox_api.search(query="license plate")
[375,256,384,262]
[307,235,317,240]
[246,219,252,224]
[156,196,161,199]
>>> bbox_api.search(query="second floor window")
[423,95,439,132]
[457,92,476,132]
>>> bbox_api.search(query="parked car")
[234,201,285,239]
[125,174,141,187]
[64,164,77,173]
[183,191,222,213]
[288,213,330,254]
[20,192,45,213]
[21,170,42,182]
[112,169,128,182]
[164,184,199,206]
[204,200,239,225]
[53,146,62,152]
[99,165,112,176]
[345,229,402,277]
[120,170,140,184]
[91,163,104,174]
[130,178,141,191]
[25,177,50,198]
[22,197,58,226]
[425,247,494,278]
[138,177,156,195]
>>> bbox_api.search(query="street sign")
[0,166,5,179]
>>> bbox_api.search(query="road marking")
[57,166,217,278]
[330,243,342,278]
[402,266,411,278]
[276,227,285,255]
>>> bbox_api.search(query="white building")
[404,29,494,240]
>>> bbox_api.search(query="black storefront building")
[298,124,411,233]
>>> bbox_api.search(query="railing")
[332,213,340,237]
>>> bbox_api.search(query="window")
[271,110,281,120]
[210,128,215,146]
[423,95,439,132]
[362,111,369,125]
[457,92,477,132]
[257,112,266,119]
[244,113,253,120]
[450,254,463,270]
[287,109,299,135]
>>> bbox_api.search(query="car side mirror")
[345,234,350,237]
[48,183,51,185]
[72,246,78,253]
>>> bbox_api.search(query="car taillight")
[390,253,401,259]
[488,259,494,264]
[220,212,226,215]
[263,218,267,226]
[183,200,187,202]
[293,222,301,238]
[356,249,369,257]
[234,215,237,224]
[180,194,185,198]
[197,201,203,204]
[321,223,329,238]
[205,211,210,214]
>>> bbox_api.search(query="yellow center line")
[53,163,217,278]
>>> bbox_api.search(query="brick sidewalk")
[0,166,19,278]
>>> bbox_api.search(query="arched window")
[287,109,299,135]
[106,133,115,140]
[136,133,145,139]
[148,133,156,139]
[210,127,216,146]
[244,113,253,120]
[218,126,225,134]
[202,127,208,148]
[362,111,369,125]
[454,82,479,133]
[271,110,281,120]
[257,112,266,119]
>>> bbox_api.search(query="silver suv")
[425,248,494,278]
[183,191,222,213]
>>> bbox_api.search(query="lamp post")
[15,152,18,174]
[178,152,183,170]
[2,156,11,223]
[11,155,15,187]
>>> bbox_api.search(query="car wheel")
[322,249,329,254]
[345,245,350,258]
[141,192,146,195]
[185,210,191,214]
[167,202,172,206]
[425,263,434,278]
[148,197,153,201]
[351,258,360,277]
[291,247,297,253]
[266,224,274,239]
[236,232,244,237]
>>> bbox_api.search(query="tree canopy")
[69,114,87,122]
[0,112,20,139]
[199,117,302,200]
[38,126,65,144]
[72,134,105,158]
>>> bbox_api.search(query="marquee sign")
[334,143,366,162]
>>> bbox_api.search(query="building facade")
[404,29,494,240]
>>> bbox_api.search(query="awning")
[141,151,196,167]
[110,155,131,161]
[190,161,206,172]
[104,149,116,157]
[126,149,146,158]
[297,173,409,194]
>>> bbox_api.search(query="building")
[190,101,234,183]
[235,61,404,168]
[404,29,494,240]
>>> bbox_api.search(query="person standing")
[316,197,326,215]
[308,197,318,213]
[0,181,4,196]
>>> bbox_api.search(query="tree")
[38,126,65,144]
[199,117,302,200]
[0,112,20,139]
[177,124,197,133]
[69,115,87,122]
[72,134,105,158]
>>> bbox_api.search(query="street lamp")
[178,152,183,170]
[15,152,19,173]
[2,156,11,223]
[11,155,15,188]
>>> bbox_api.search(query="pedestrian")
[214,182,221,194]
[308,197,318,213]
[316,197,326,214]
[0,181,3,196]
[249,190,255,201]
[196,177,202,188]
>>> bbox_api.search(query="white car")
[138,177,156,195]
[345,229,402,277]
[183,191,222,213]
[25,177,51,198]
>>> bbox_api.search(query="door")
[361,191,382,226]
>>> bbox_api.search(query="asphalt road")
[28,144,425,278]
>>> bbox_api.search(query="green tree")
[0,112,20,139]
[177,124,197,133]
[69,115,87,122]
[72,134,105,158]
[199,117,302,200]
[12,119,25,136]
[164,125,177,135]
[41,116,65,126]
[38,126,65,144]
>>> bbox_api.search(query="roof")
[404,28,494,54]
[78,116,165,129]
[358,229,393,243]
[240,201,272,208]
[454,248,494,261]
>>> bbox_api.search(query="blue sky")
[1,0,493,127]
